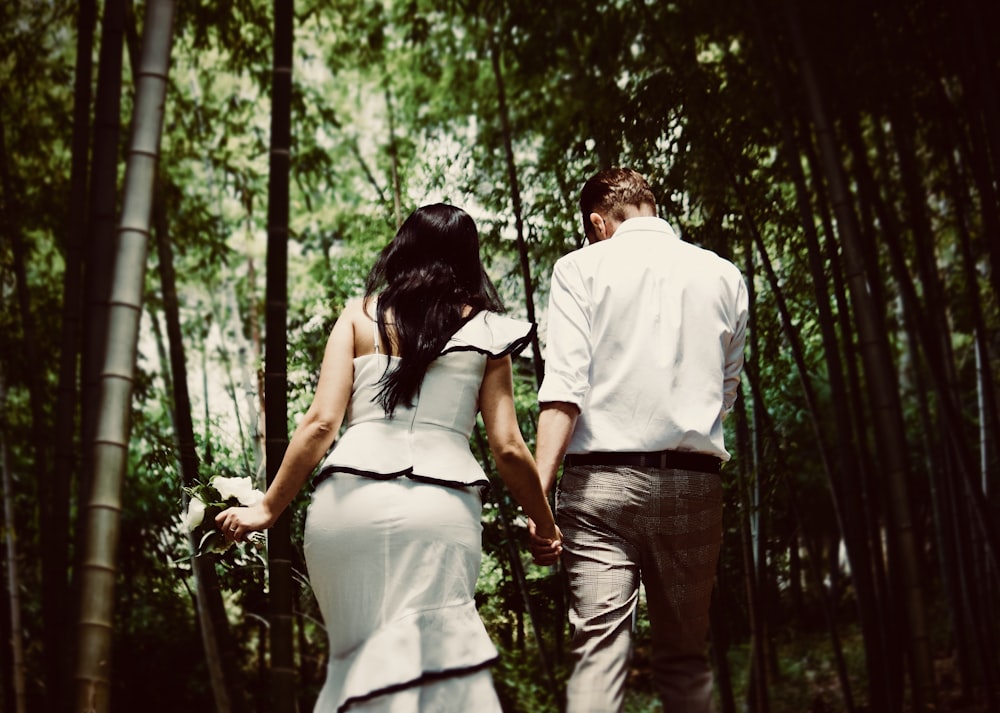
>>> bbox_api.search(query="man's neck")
[620,204,657,222]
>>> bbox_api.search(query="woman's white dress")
[303,310,534,713]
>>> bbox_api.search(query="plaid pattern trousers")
[556,464,723,713]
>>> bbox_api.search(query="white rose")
[184,497,206,531]
[211,476,264,506]
[241,488,265,507]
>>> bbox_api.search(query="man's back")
[539,216,747,456]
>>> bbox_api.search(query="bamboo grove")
[1,0,998,711]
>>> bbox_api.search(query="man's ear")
[588,212,607,242]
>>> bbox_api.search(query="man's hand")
[528,518,563,566]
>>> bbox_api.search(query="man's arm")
[528,401,579,566]
[535,401,580,495]
[530,257,588,564]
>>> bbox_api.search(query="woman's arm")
[216,302,357,540]
[479,356,562,555]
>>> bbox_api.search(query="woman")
[216,204,561,712]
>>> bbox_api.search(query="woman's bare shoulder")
[340,296,379,356]
[339,297,373,322]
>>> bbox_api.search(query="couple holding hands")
[216,168,748,713]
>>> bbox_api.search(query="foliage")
[1,0,998,709]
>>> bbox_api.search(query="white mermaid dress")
[303,311,534,713]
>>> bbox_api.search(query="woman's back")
[316,307,534,488]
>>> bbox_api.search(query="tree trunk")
[0,374,27,713]
[48,1,97,705]
[737,10,885,693]
[744,19,887,688]
[745,23,878,701]
[942,118,1000,495]
[942,436,998,706]
[802,113,893,647]
[854,112,1000,582]
[734,241,770,712]
[73,2,175,710]
[152,185,236,713]
[866,109,1000,699]
[209,289,254,476]
[80,0,126,516]
[954,0,1000,300]
[384,82,402,227]
[265,1,295,710]
[0,87,57,713]
[72,24,126,697]
[781,2,935,710]
[246,257,266,481]
[224,285,264,477]
[734,384,769,713]
[708,580,737,713]
[488,33,544,386]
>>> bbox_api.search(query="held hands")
[215,503,275,544]
[527,518,564,566]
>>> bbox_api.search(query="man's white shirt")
[537,216,749,459]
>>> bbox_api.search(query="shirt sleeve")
[721,275,749,416]
[537,257,592,407]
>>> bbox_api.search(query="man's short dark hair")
[579,168,657,239]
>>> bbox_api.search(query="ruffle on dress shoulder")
[441,311,535,359]
[315,601,499,713]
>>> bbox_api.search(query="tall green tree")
[781,2,934,709]
[49,1,96,704]
[74,1,176,709]
[2,0,998,708]
[265,1,295,710]
[81,0,127,534]
[0,372,27,713]
[152,189,237,712]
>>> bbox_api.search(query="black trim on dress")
[438,321,537,360]
[338,657,500,712]
[313,465,490,492]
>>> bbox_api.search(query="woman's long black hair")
[363,203,504,416]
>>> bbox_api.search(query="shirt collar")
[613,216,679,241]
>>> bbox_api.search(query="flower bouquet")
[183,475,266,556]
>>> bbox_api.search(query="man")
[529,168,748,712]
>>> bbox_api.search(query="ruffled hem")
[440,312,535,359]
[317,602,499,713]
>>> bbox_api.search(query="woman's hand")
[215,503,275,543]
[528,518,563,566]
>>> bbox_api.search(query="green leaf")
[197,529,232,556]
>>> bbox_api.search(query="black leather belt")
[564,450,722,474]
